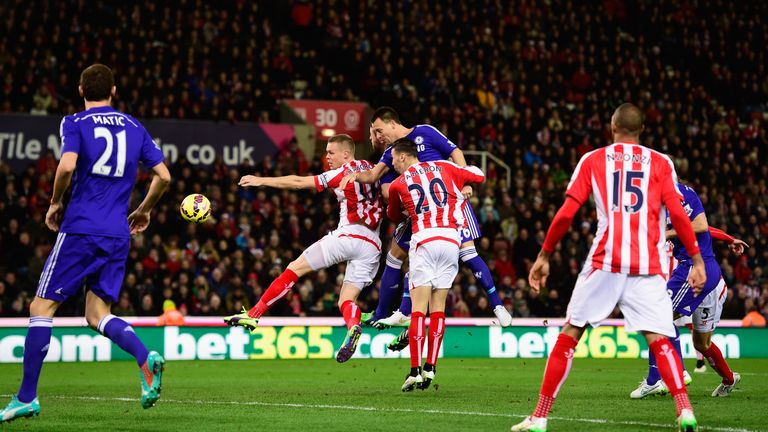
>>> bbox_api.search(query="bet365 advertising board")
[0,318,764,363]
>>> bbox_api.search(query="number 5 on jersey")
[611,169,644,213]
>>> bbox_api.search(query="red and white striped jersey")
[566,142,682,276]
[314,160,383,230]
[387,161,485,234]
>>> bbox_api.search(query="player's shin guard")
[399,273,412,316]
[426,312,445,367]
[460,247,502,308]
[248,269,298,318]
[702,343,735,384]
[374,253,403,320]
[533,333,578,418]
[408,312,426,368]
[340,300,361,329]
[98,314,149,367]
[18,317,53,403]
[650,337,692,416]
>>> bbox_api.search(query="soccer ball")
[180,194,212,223]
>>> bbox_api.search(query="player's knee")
[29,297,57,318]
[389,244,407,260]
[85,312,102,329]
[693,339,710,353]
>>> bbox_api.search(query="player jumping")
[630,182,747,399]
[224,134,383,363]
[511,104,706,432]
[385,138,486,391]
[342,107,512,329]
[1,64,170,423]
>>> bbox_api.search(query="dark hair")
[80,64,114,101]
[371,106,401,124]
[328,133,355,152]
[612,103,645,135]
[391,138,419,159]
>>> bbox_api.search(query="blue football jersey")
[667,183,715,262]
[379,124,457,184]
[59,106,164,238]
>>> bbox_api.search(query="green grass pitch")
[1,358,766,431]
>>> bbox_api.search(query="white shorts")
[673,315,692,327]
[408,228,460,290]
[301,224,381,289]
[692,278,727,333]
[566,266,676,337]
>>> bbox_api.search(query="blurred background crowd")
[0,0,766,324]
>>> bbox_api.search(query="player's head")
[79,64,116,102]
[391,138,419,174]
[326,134,355,169]
[611,103,645,140]
[371,106,402,145]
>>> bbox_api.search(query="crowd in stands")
[1,0,767,324]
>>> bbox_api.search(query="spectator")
[741,300,766,327]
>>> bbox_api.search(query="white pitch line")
[6,394,761,432]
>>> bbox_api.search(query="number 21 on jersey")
[92,126,127,177]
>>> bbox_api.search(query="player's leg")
[419,287,448,390]
[402,283,429,392]
[369,225,409,323]
[376,272,412,330]
[87,236,165,409]
[514,268,623,432]
[3,297,59,421]
[691,279,738,396]
[459,205,512,326]
[3,233,86,422]
[226,245,315,329]
[336,283,364,363]
[620,273,696,430]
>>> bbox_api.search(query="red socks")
[248,269,299,318]
[340,300,361,329]
[650,337,692,415]
[427,312,445,367]
[703,343,735,384]
[408,312,427,368]
[533,333,578,418]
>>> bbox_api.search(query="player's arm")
[45,151,78,231]
[666,212,709,238]
[449,148,467,167]
[128,162,171,234]
[708,227,750,255]
[528,196,582,293]
[239,174,316,190]
[386,183,406,224]
[340,161,389,189]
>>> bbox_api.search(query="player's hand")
[688,259,706,295]
[45,202,64,232]
[461,185,473,200]
[528,254,550,295]
[128,209,151,234]
[339,173,357,190]
[238,175,264,188]
[729,238,749,256]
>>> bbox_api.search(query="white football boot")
[494,305,513,327]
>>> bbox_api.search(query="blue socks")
[647,326,684,384]
[398,273,412,316]
[18,317,53,403]
[98,314,149,367]
[460,247,503,308]
[374,253,404,320]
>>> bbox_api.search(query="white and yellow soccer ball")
[180,193,212,223]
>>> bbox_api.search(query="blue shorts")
[36,233,130,303]
[394,204,482,251]
[667,258,722,316]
